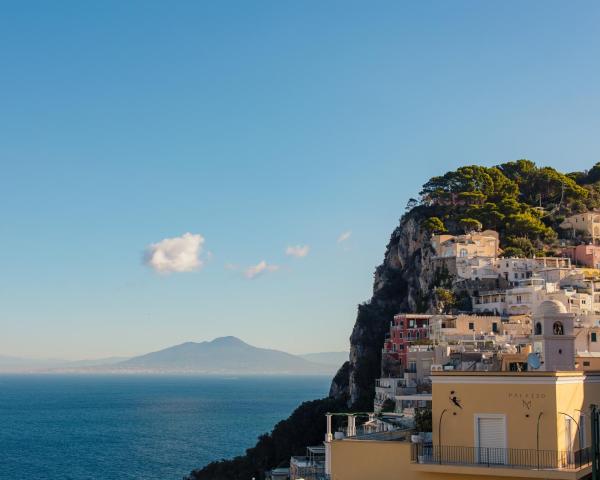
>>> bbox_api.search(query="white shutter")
[477,416,506,464]
[580,414,587,448]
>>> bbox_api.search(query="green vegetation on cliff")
[418,160,600,255]
[186,397,348,480]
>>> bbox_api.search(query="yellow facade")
[560,212,600,239]
[431,230,500,259]
[577,355,600,371]
[431,372,586,452]
[329,439,575,480]
[329,370,599,480]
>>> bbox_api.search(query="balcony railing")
[290,457,326,480]
[411,444,592,471]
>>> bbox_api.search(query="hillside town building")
[431,230,500,259]
[323,300,600,480]
[563,244,600,269]
[560,211,600,243]
[284,227,600,480]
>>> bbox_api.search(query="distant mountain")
[1,338,339,375]
[299,351,348,367]
[0,355,129,372]
[96,337,336,375]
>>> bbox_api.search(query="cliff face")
[331,208,439,408]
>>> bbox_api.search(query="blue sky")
[1,1,600,359]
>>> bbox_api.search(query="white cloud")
[145,233,205,273]
[244,260,279,279]
[285,244,310,258]
[337,231,352,243]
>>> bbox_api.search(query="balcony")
[290,445,326,480]
[411,444,592,473]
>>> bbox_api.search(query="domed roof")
[536,300,567,316]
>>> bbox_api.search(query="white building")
[374,378,413,412]
[495,257,571,285]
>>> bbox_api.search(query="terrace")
[411,444,592,478]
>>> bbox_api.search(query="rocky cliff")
[330,206,440,408]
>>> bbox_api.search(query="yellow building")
[431,230,500,259]
[560,212,600,242]
[329,370,598,480]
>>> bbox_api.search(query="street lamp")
[536,412,544,469]
[438,408,449,464]
[559,411,581,465]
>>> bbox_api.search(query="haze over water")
[0,375,330,480]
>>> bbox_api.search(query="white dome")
[536,300,567,316]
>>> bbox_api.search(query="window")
[535,322,542,335]
[509,362,526,372]
[492,322,498,333]
[553,322,564,335]
[592,332,597,342]
[475,415,507,465]
[580,414,587,448]
[584,361,590,367]
[469,322,474,330]
[565,418,574,456]
[460,248,468,257]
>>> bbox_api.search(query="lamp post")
[558,412,580,466]
[438,408,448,465]
[537,412,544,469]
[558,412,580,443]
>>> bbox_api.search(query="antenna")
[527,352,541,370]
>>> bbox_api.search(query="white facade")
[374,378,412,412]
[455,256,498,280]
[495,257,572,286]
[504,277,554,315]
[531,300,576,371]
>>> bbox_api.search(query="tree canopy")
[418,160,599,253]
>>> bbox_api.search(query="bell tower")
[532,300,575,371]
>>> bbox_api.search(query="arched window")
[553,322,564,335]
[535,322,542,335]
[460,248,468,257]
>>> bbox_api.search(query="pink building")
[383,314,432,368]
[562,244,600,268]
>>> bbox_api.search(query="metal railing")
[289,460,326,480]
[411,444,592,470]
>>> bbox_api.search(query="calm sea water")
[0,375,330,480]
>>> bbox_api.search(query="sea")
[0,374,331,480]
